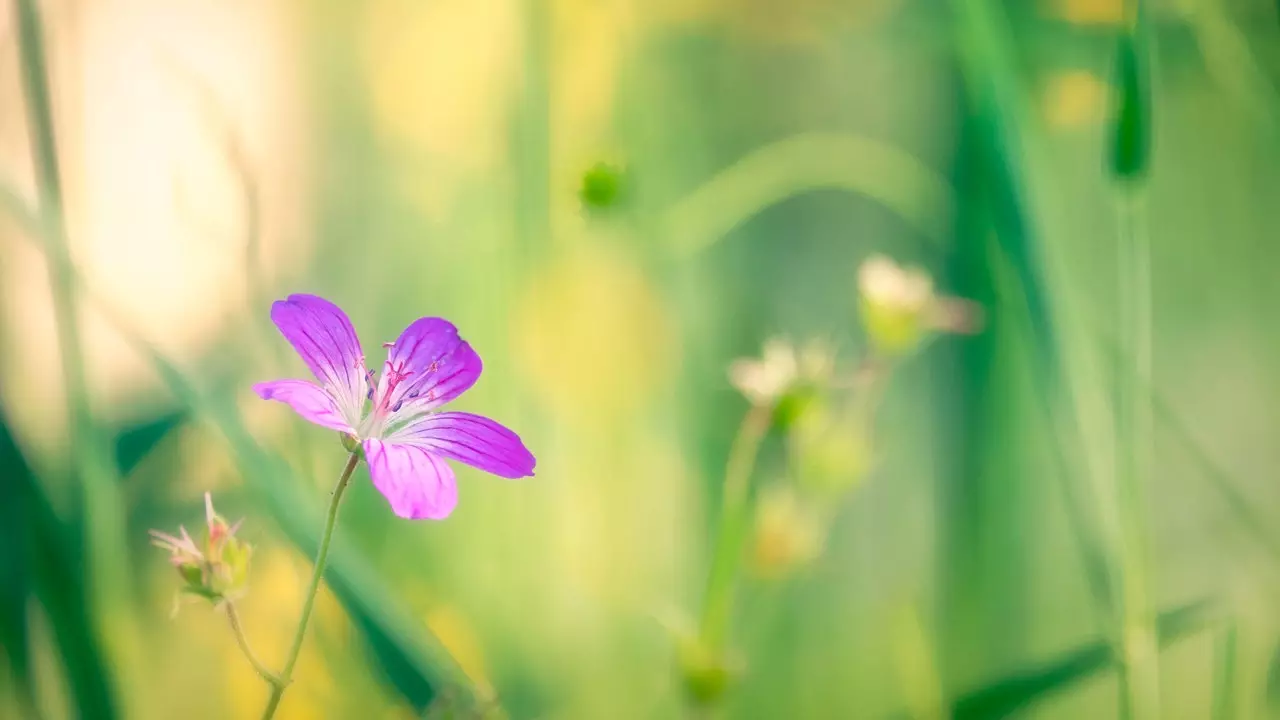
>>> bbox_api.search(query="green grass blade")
[0,429,36,717]
[951,601,1214,720]
[0,410,116,720]
[944,0,1117,690]
[12,0,128,612]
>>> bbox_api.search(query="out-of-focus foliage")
[2,0,1280,717]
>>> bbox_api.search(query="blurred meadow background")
[1,0,1279,717]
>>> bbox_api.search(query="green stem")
[1211,621,1237,720]
[698,403,772,650]
[226,602,282,688]
[259,451,361,719]
[1115,189,1158,720]
[13,0,126,605]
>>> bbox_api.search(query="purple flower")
[253,294,535,520]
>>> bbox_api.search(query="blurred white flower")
[857,254,981,354]
[729,337,835,407]
[729,338,799,406]
[858,254,934,316]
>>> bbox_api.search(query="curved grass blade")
[951,601,1213,720]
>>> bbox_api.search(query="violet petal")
[253,379,356,434]
[269,294,367,424]
[386,411,535,479]
[363,439,458,520]
[376,317,482,413]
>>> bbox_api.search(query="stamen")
[377,360,415,414]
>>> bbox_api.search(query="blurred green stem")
[13,0,127,607]
[1211,621,1237,720]
[226,602,282,688]
[260,451,361,720]
[698,403,772,651]
[1115,189,1158,720]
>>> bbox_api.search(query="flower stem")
[1115,188,1158,720]
[698,403,772,651]
[259,451,361,719]
[226,602,282,688]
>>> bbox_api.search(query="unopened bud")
[579,161,626,212]
[676,635,736,707]
[150,492,253,612]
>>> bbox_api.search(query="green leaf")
[0,409,117,720]
[951,601,1213,719]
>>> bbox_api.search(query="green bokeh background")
[2,0,1279,717]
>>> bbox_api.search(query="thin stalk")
[225,602,282,688]
[1115,189,1158,720]
[259,451,361,719]
[1211,621,1238,720]
[698,403,772,650]
[13,0,126,605]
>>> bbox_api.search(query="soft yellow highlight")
[1043,71,1110,129]
[513,246,677,422]
[1049,0,1125,25]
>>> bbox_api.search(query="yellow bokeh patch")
[364,0,518,172]
[512,246,677,422]
[1042,71,1110,130]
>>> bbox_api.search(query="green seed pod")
[1109,29,1150,182]
[676,636,734,707]
[579,161,625,212]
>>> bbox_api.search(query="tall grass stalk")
[1113,189,1158,720]
[948,0,1123,696]
[12,0,128,609]
[1110,11,1158,716]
